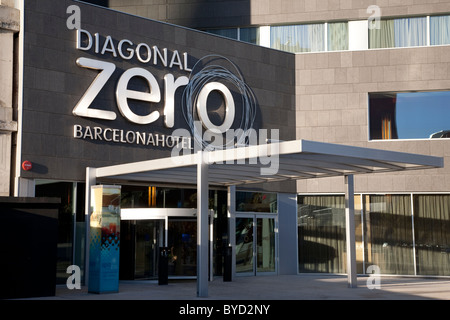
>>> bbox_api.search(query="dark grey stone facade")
[21,0,295,187]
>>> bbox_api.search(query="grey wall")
[105,0,450,29]
[277,192,298,275]
[295,47,450,194]
[107,0,251,29]
[21,0,296,191]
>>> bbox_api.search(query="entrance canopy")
[85,139,443,297]
[93,139,443,185]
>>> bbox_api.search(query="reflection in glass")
[257,218,275,273]
[204,28,238,40]
[297,195,346,273]
[364,195,414,275]
[328,22,348,51]
[236,218,254,273]
[168,219,197,277]
[236,192,277,212]
[240,27,260,44]
[413,195,450,276]
[369,91,450,140]
[135,220,162,279]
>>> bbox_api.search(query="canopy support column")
[197,151,209,297]
[345,174,357,288]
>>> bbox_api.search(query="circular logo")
[181,55,257,149]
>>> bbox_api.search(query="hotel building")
[0,0,449,296]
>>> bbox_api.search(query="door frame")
[121,208,214,280]
[235,213,278,276]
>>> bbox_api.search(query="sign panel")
[88,185,121,293]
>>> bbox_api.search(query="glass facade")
[414,195,450,276]
[298,194,450,276]
[364,195,414,275]
[369,91,450,140]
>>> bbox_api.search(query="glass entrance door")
[135,219,164,279]
[168,219,197,277]
[121,208,213,280]
[236,215,277,275]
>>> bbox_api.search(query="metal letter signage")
[73,30,257,149]
[116,68,161,125]
[73,57,117,120]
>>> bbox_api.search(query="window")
[363,194,415,275]
[430,15,450,45]
[297,195,346,273]
[204,28,238,40]
[270,24,325,53]
[203,27,260,44]
[298,193,450,276]
[240,27,260,45]
[369,91,450,140]
[236,191,277,212]
[413,195,450,276]
[327,22,348,51]
[369,17,427,48]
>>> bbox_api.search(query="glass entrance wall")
[413,194,450,276]
[120,185,228,277]
[257,218,276,273]
[168,219,197,277]
[235,191,278,276]
[364,194,414,275]
[297,195,347,273]
[236,217,254,274]
[134,220,163,279]
[298,193,450,277]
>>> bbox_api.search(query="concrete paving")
[23,274,450,300]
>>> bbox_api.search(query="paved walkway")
[23,274,450,300]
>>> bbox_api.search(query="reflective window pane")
[430,15,450,45]
[297,195,346,273]
[369,17,426,49]
[236,192,277,212]
[204,28,238,40]
[271,24,324,53]
[369,91,450,140]
[364,195,414,275]
[240,27,260,44]
[235,217,254,273]
[256,218,276,273]
[328,22,348,51]
[413,195,450,276]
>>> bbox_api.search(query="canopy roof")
[92,139,443,186]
